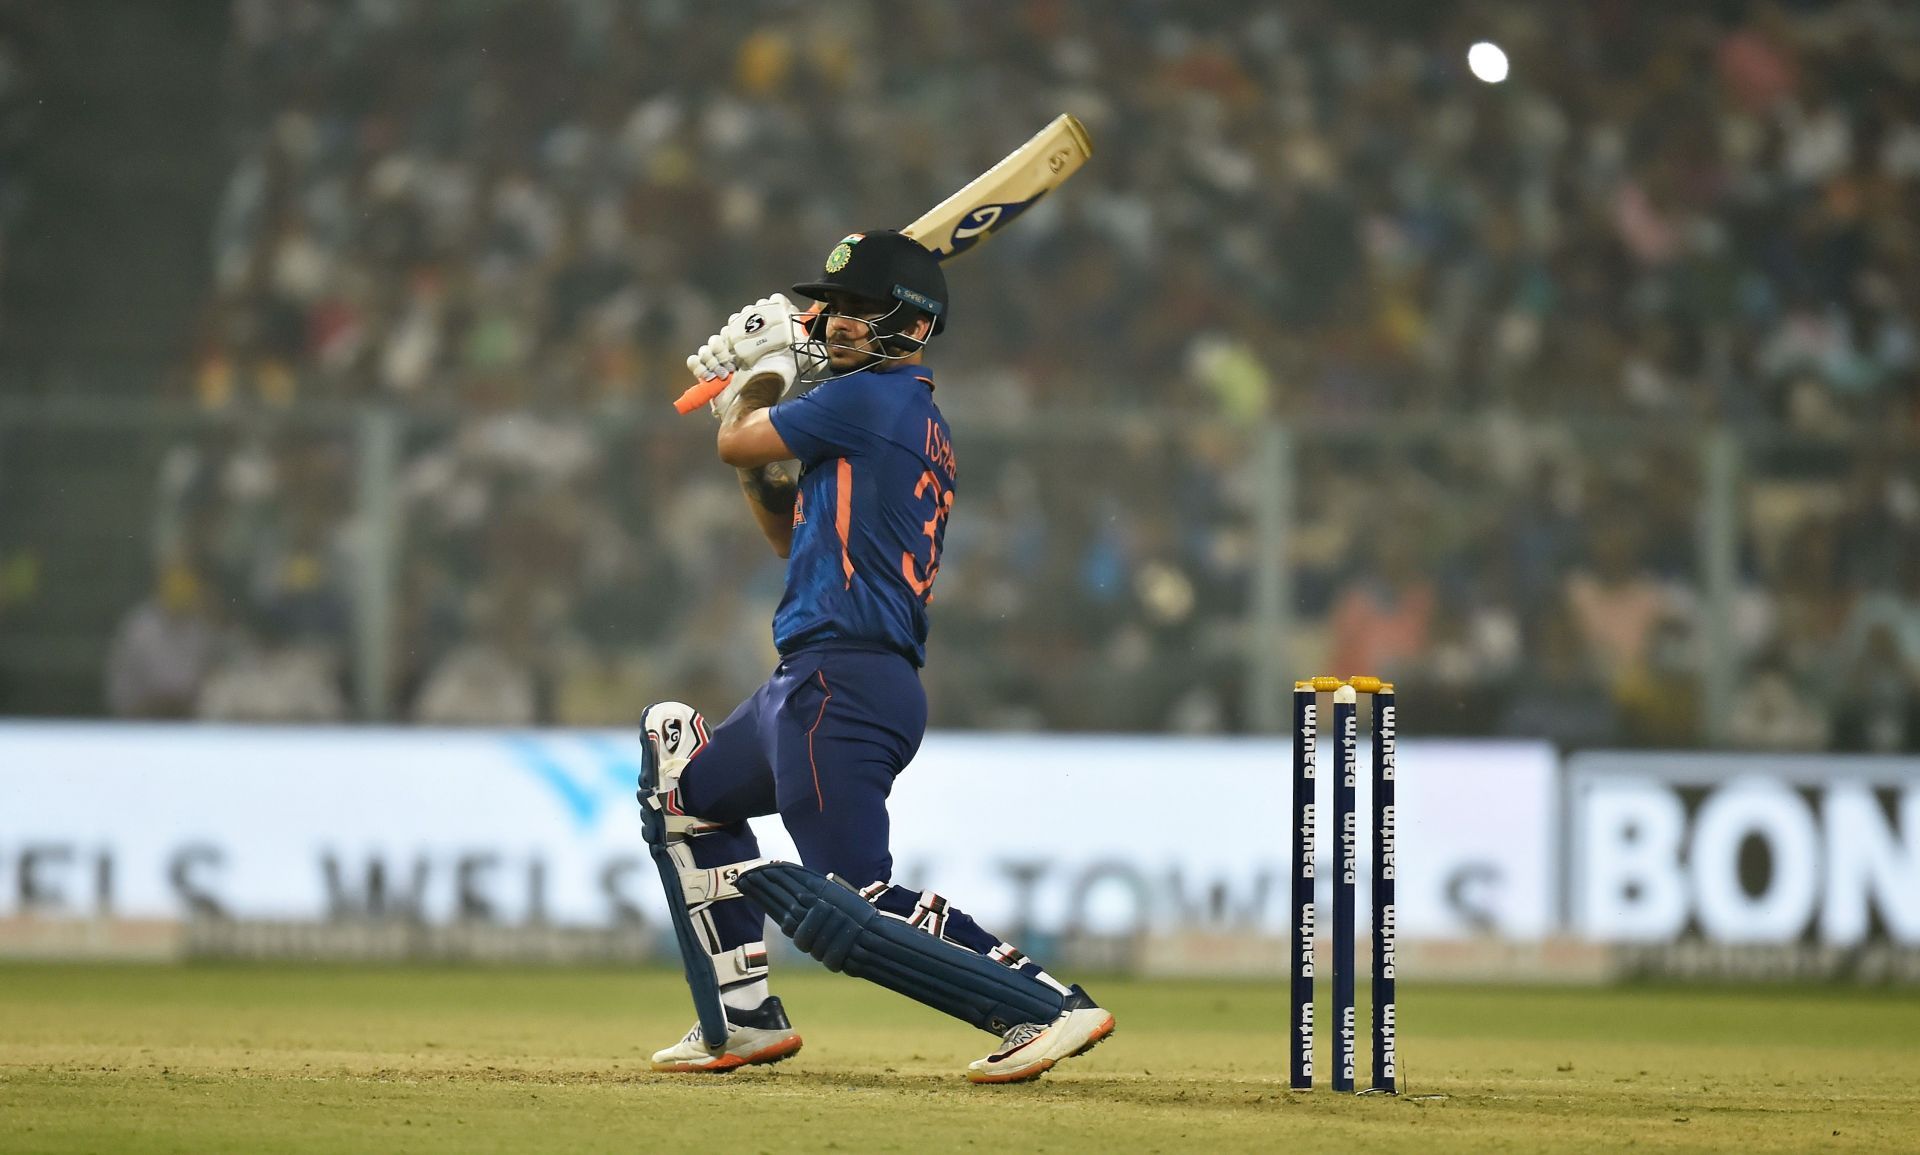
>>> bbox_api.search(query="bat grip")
[674,303,815,413]
[673,373,731,415]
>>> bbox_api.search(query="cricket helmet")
[793,229,948,337]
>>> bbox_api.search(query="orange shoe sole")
[652,1034,803,1074]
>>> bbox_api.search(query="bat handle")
[673,373,732,415]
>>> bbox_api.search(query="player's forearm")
[721,374,797,555]
[718,373,784,435]
[716,372,795,469]
[737,462,796,558]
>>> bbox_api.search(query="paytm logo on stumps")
[502,733,643,832]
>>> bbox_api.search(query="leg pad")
[639,703,754,1049]
[737,860,1066,1035]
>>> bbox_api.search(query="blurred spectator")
[196,613,348,723]
[0,0,42,344]
[1829,627,1920,753]
[1614,612,1704,748]
[1727,647,1829,752]
[1327,529,1434,683]
[414,640,540,725]
[1565,522,1671,682]
[75,0,1920,747]
[1497,605,1619,748]
[0,546,36,616]
[188,1,1920,426]
[0,545,38,709]
[551,644,658,728]
[106,562,219,718]
[412,582,543,726]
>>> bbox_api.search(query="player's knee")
[638,700,720,840]
[640,701,709,771]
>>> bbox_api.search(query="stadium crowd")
[106,0,1920,749]
[0,0,40,350]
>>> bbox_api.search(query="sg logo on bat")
[950,191,1047,253]
[953,204,1005,241]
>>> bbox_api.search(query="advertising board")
[1568,752,1920,980]
[0,725,1558,944]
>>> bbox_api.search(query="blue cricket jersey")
[766,363,956,667]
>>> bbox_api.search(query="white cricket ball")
[1467,41,1509,84]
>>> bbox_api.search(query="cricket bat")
[902,112,1095,258]
[674,114,1093,413]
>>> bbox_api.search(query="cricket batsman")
[635,230,1115,1083]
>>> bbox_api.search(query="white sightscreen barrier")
[0,724,1557,940]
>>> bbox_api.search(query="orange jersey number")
[901,470,953,603]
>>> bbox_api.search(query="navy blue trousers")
[674,644,1051,987]
[679,643,924,888]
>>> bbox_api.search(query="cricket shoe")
[651,996,803,1073]
[966,985,1115,1084]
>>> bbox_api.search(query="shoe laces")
[991,1021,1048,1058]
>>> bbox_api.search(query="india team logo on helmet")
[825,240,855,273]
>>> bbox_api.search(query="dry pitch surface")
[2,964,1917,1153]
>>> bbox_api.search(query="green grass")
[2,964,1918,1153]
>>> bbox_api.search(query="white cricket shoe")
[650,995,803,1074]
[966,985,1115,1084]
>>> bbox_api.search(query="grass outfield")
[2,965,1917,1153]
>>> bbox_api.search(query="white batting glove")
[719,294,801,395]
[683,337,741,418]
[686,337,734,383]
[722,294,799,368]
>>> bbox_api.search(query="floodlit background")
[0,0,1916,981]
[1,0,1915,746]
[4,8,1920,1151]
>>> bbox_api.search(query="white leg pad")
[678,859,771,905]
[663,813,726,838]
[715,941,770,987]
[663,841,770,994]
